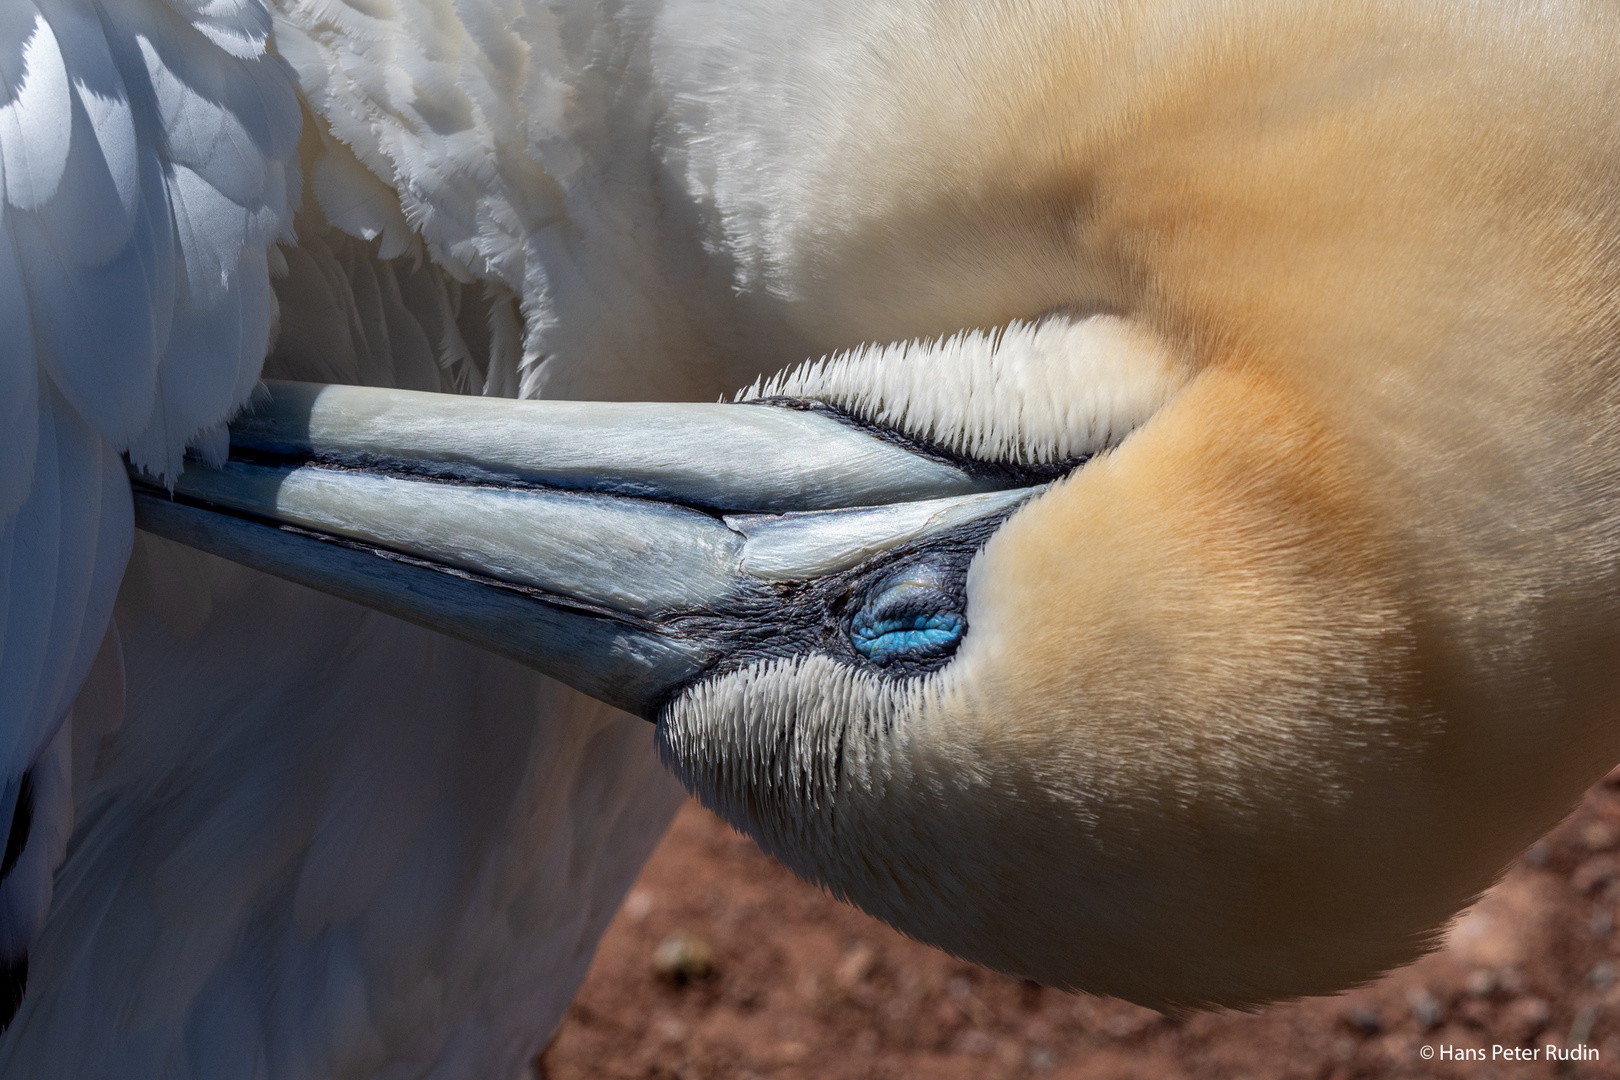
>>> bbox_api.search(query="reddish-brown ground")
[540,772,1620,1080]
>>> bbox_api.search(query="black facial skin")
[660,510,1017,691]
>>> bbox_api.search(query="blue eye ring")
[849,566,966,665]
[851,611,965,662]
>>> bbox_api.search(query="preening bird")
[4,0,1620,1074]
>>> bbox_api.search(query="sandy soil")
[540,771,1620,1080]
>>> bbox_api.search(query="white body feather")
[3,0,923,1070]
[0,0,753,1072]
[0,0,297,978]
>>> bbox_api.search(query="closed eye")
[849,566,967,665]
[851,611,966,662]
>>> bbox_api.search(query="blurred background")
[539,771,1620,1080]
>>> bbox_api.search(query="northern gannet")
[3,0,1619,1074]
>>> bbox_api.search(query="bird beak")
[131,381,1046,719]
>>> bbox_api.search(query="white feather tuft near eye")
[735,314,1191,465]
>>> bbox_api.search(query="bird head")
[134,0,1620,1010]
[659,328,1439,1009]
